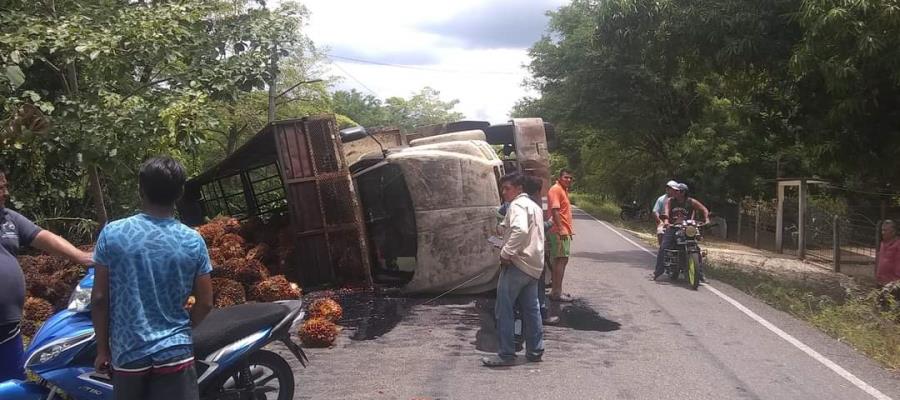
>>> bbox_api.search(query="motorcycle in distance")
[619,201,650,222]
[0,269,309,400]
[663,220,713,290]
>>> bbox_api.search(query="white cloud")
[293,0,565,124]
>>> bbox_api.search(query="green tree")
[519,0,806,206]
[0,0,306,227]
[332,89,388,128]
[332,86,464,132]
[383,87,464,132]
[790,0,900,191]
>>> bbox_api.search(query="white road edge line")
[584,212,893,400]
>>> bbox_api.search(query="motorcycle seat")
[193,302,291,360]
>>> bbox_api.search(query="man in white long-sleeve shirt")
[483,173,545,367]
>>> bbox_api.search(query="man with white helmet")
[653,182,711,281]
[652,180,680,245]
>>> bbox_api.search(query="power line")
[331,62,381,98]
[327,53,521,76]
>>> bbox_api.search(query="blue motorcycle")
[0,269,308,400]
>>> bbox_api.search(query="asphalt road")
[278,209,900,400]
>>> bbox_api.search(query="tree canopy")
[0,0,316,235]
[333,87,464,132]
[518,0,900,209]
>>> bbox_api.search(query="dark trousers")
[655,228,677,276]
[112,364,199,400]
[0,323,25,381]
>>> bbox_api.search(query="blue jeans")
[655,227,676,276]
[495,265,544,360]
[538,264,549,319]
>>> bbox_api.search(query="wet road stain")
[305,290,619,347]
[555,300,622,332]
[310,291,414,341]
[468,298,620,353]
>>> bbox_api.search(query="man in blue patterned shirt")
[91,156,214,400]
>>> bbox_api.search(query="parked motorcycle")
[0,269,308,400]
[620,201,650,222]
[663,220,710,290]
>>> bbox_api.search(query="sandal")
[482,355,517,367]
[550,293,575,303]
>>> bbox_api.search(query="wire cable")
[331,62,381,98]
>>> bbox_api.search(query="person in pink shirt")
[877,220,900,286]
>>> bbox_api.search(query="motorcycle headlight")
[685,225,699,238]
[25,332,94,368]
[67,282,92,312]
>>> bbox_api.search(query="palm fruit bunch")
[216,258,269,287]
[19,319,40,338]
[216,233,247,260]
[197,222,226,247]
[194,214,305,307]
[298,318,340,348]
[308,298,343,323]
[211,278,247,308]
[17,253,89,340]
[23,297,54,322]
[21,255,82,308]
[249,275,301,302]
[245,243,272,263]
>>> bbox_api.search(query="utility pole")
[267,42,279,123]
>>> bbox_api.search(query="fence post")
[736,204,743,242]
[875,220,883,277]
[798,179,807,260]
[754,203,761,248]
[832,215,841,273]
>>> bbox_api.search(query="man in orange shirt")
[548,169,575,302]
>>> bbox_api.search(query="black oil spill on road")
[469,298,621,353]
[556,300,622,332]
[313,291,413,341]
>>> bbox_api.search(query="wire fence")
[732,199,880,279]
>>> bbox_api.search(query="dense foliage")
[517,0,900,210]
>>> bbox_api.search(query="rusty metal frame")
[272,116,373,287]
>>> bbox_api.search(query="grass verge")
[706,263,900,371]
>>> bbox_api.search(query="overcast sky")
[298,0,567,124]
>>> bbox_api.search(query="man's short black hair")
[499,172,526,188]
[559,168,573,178]
[139,156,186,207]
[523,175,542,197]
[0,163,8,177]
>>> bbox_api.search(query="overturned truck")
[179,116,553,294]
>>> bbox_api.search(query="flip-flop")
[482,355,517,367]
[550,293,575,303]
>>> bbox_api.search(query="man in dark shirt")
[0,165,93,381]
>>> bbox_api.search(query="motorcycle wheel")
[219,350,295,400]
[687,252,701,290]
[619,210,631,221]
